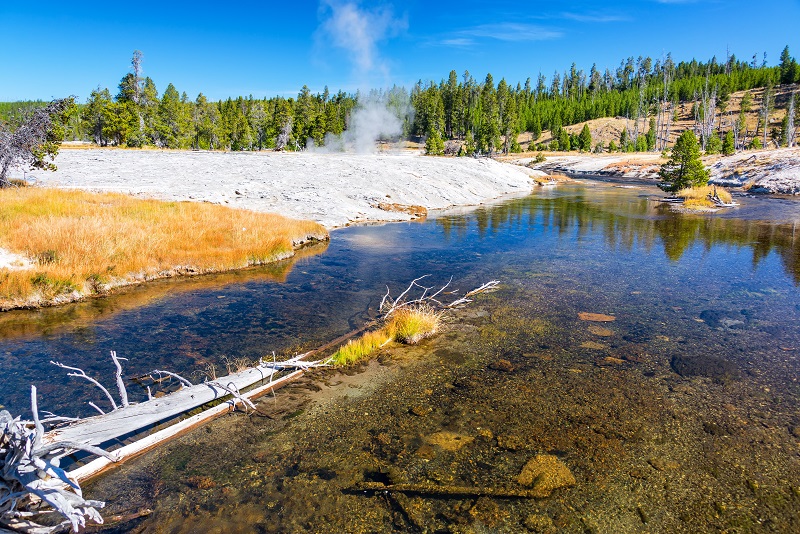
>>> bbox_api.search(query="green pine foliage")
[3,46,794,154]
[722,130,736,155]
[578,124,592,152]
[705,132,722,154]
[659,130,710,191]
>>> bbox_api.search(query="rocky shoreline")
[517,147,800,194]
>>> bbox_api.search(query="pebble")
[489,359,515,372]
[578,312,616,322]
[517,454,576,497]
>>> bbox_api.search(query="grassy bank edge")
[0,187,328,311]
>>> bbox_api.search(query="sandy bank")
[35,149,542,229]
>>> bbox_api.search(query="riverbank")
[514,147,800,194]
[0,149,543,310]
[36,149,543,229]
[0,188,327,311]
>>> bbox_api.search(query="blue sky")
[1,0,798,102]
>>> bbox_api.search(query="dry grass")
[0,187,327,308]
[677,184,733,202]
[330,304,443,366]
[533,174,570,185]
[386,304,442,344]
[677,185,733,208]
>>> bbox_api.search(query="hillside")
[522,84,799,152]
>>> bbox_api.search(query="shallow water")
[3,181,800,532]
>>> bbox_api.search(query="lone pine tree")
[659,130,710,191]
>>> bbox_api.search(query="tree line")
[2,46,798,156]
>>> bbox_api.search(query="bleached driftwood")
[44,357,325,449]
[1,387,116,533]
[67,369,303,482]
[379,276,500,317]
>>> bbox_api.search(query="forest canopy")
[2,46,798,156]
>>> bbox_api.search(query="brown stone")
[187,476,216,490]
[578,312,616,322]
[598,356,625,365]
[410,405,432,417]
[588,325,614,337]
[517,454,576,497]
[489,359,515,372]
[425,431,474,451]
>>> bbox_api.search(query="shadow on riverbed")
[0,241,328,341]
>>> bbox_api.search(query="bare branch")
[207,381,257,413]
[30,386,44,451]
[109,351,129,408]
[148,370,193,388]
[50,360,118,412]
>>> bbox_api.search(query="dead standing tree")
[0,98,74,188]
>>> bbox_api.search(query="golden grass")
[677,185,733,208]
[0,187,327,307]
[387,304,442,344]
[329,304,443,366]
[533,174,570,185]
[329,329,393,366]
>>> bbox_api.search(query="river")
[2,179,799,532]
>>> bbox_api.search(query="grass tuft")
[329,330,392,366]
[677,185,733,208]
[0,187,327,308]
[386,304,442,344]
[329,304,443,366]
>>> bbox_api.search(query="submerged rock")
[517,454,576,497]
[525,513,556,533]
[425,431,475,451]
[670,354,740,382]
[588,325,614,337]
[578,312,616,322]
[488,359,515,372]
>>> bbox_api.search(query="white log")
[43,364,298,448]
[66,370,303,482]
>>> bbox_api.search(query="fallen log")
[44,354,322,449]
[351,482,542,499]
[67,370,303,482]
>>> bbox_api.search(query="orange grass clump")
[0,187,327,308]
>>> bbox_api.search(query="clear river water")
[1,179,799,532]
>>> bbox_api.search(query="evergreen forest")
[2,46,799,156]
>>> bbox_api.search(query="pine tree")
[578,124,592,152]
[659,130,709,191]
[425,128,444,155]
[779,46,796,85]
[463,129,476,156]
[722,130,735,155]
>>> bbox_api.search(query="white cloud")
[560,12,629,23]
[316,1,407,84]
[437,22,562,47]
